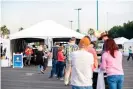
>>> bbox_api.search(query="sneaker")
[54,75,57,77]
[40,70,44,74]
[38,72,41,74]
[49,76,53,78]
[60,78,64,80]
[65,84,69,86]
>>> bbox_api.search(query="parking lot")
[1,56,133,89]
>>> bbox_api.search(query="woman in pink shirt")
[100,39,124,89]
[84,36,98,70]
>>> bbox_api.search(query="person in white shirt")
[70,37,94,89]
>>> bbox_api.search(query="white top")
[70,50,94,86]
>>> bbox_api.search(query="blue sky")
[1,0,133,34]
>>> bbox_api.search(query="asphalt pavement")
[1,56,133,89]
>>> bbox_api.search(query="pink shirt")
[87,47,98,69]
[101,51,124,76]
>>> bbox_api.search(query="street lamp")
[69,20,73,29]
[75,8,82,32]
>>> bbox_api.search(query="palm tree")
[88,28,95,36]
[0,25,10,38]
[19,27,24,31]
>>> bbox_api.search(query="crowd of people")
[47,33,125,89]
[24,44,51,73]
[22,33,125,89]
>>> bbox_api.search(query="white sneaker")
[60,78,64,80]
[54,75,57,77]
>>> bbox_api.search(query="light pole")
[106,12,108,31]
[69,20,73,29]
[96,0,99,31]
[75,8,82,32]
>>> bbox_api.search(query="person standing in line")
[127,46,133,61]
[100,39,124,89]
[36,45,44,73]
[32,45,37,65]
[24,46,33,66]
[99,32,110,63]
[43,44,50,72]
[85,36,98,70]
[56,46,66,80]
[100,32,110,51]
[70,37,94,89]
[0,43,3,57]
[64,37,79,86]
[49,42,60,78]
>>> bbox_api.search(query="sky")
[0,0,133,34]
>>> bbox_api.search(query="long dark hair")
[105,39,118,58]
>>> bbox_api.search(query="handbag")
[96,69,105,89]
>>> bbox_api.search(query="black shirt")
[51,46,59,60]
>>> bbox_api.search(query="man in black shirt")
[49,42,60,78]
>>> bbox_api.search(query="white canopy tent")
[114,37,129,45]
[123,38,133,56]
[10,20,84,40]
[9,20,85,67]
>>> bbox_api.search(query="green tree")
[76,29,80,33]
[123,21,133,39]
[88,28,95,35]
[0,25,10,37]
[108,21,133,39]
[108,26,123,38]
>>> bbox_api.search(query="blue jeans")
[50,60,57,77]
[72,85,93,89]
[57,61,65,78]
[127,53,133,61]
[107,75,124,89]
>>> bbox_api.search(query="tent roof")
[10,20,85,40]
[114,37,129,44]
[124,38,133,43]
